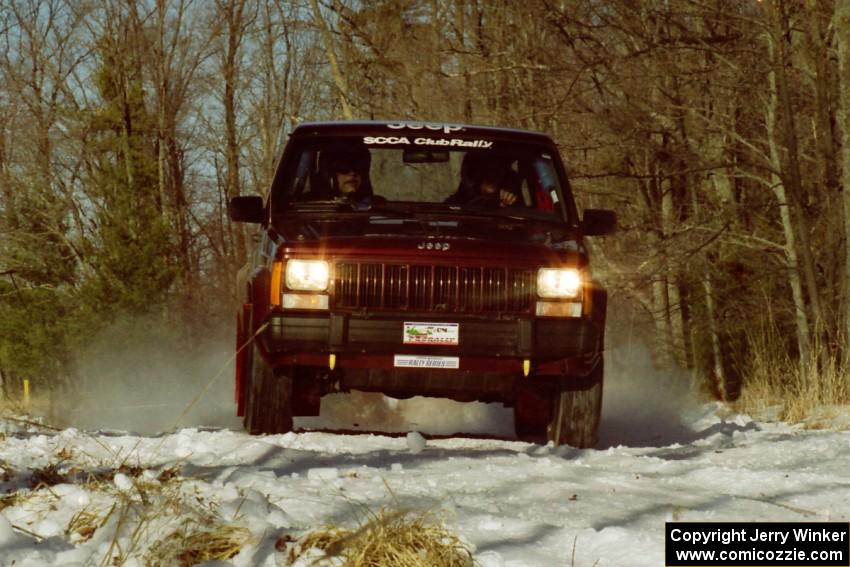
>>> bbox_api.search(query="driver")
[322,144,375,201]
[445,152,520,207]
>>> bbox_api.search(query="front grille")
[334,263,535,313]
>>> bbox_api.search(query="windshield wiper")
[287,199,565,227]
[286,199,423,224]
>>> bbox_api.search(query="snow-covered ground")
[2,348,849,566]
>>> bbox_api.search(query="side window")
[287,149,342,202]
[289,150,315,200]
[529,156,559,213]
[515,159,533,207]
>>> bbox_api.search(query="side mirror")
[229,195,265,224]
[582,208,617,236]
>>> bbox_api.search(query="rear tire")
[244,344,294,435]
[236,308,252,416]
[548,360,603,448]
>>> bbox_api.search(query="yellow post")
[23,378,30,407]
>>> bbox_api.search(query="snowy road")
[1,346,848,566]
[1,399,849,566]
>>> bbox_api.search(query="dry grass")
[0,443,254,566]
[0,387,261,565]
[93,476,255,567]
[0,490,29,511]
[286,508,474,567]
[145,519,251,566]
[0,390,53,422]
[736,325,850,425]
[0,395,472,566]
[66,505,107,543]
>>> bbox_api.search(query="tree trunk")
[155,0,169,218]
[804,0,841,334]
[767,2,823,343]
[766,43,812,361]
[651,260,673,367]
[835,0,850,361]
[662,177,687,367]
[651,168,675,367]
[310,0,353,120]
[223,0,248,270]
[702,272,728,400]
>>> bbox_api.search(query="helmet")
[456,152,518,201]
[317,142,373,198]
[325,144,371,175]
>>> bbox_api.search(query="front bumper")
[260,310,601,375]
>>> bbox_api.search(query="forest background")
[2,0,850,420]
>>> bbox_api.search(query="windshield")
[273,137,573,222]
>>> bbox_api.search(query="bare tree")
[836,0,850,359]
[311,0,352,119]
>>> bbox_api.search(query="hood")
[274,210,580,243]
[272,213,586,265]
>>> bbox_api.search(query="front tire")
[548,360,603,448]
[244,344,294,435]
[514,384,550,442]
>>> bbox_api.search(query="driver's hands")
[499,190,518,207]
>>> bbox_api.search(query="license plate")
[403,322,459,345]
[394,355,459,369]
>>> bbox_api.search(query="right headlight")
[285,260,330,291]
[537,268,582,298]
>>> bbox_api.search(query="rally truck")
[228,121,615,447]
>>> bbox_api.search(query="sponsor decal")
[394,355,460,369]
[363,136,411,145]
[387,122,463,134]
[403,322,459,345]
[363,136,493,148]
[413,137,493,148]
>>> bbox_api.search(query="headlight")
[537,268,582,298]
[285,260,330,291]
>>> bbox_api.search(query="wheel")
[243,343,294,435]
[548,360,603,448]
[291,366,322,416]
[513,384,550,442]
[514,416,547,440]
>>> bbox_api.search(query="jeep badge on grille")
[417,241,450,251]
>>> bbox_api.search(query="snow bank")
[0,403,848,566]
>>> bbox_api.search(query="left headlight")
[285,260,330,291]
[537,268,582,298]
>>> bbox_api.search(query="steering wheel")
[348,194,387,211]
[464,194,500,208]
